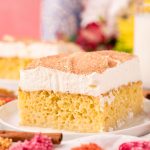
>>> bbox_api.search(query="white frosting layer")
[19,57,141,97]
[0,42,79,58]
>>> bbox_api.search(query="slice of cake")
[18,50,143,132]
[0,40,82,80]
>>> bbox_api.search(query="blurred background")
[0,0,138,52]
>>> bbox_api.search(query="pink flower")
[76,22,106,51]
[9,133,53,150]
[9,142,23,150]
[119,141,150,150]
[76,22,117,51]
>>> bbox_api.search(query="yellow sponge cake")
[18,50,143,132]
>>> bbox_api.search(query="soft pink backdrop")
[0,0,40,39]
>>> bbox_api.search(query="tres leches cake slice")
[18,50,143,132]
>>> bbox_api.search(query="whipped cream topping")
[19,57,141,97]
[0,41,80,58]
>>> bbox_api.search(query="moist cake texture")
[18,50,143,132]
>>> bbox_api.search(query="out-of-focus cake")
[0,40,82,80]
[18,50,143,132]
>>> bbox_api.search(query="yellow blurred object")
[145,0,150,3]
[136,0,150,12]
[115,1,134,53]
[143,0,150,12]
[116,16,134,53]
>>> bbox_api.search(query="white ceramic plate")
[0,99,150,141]
[0,79,18,91]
